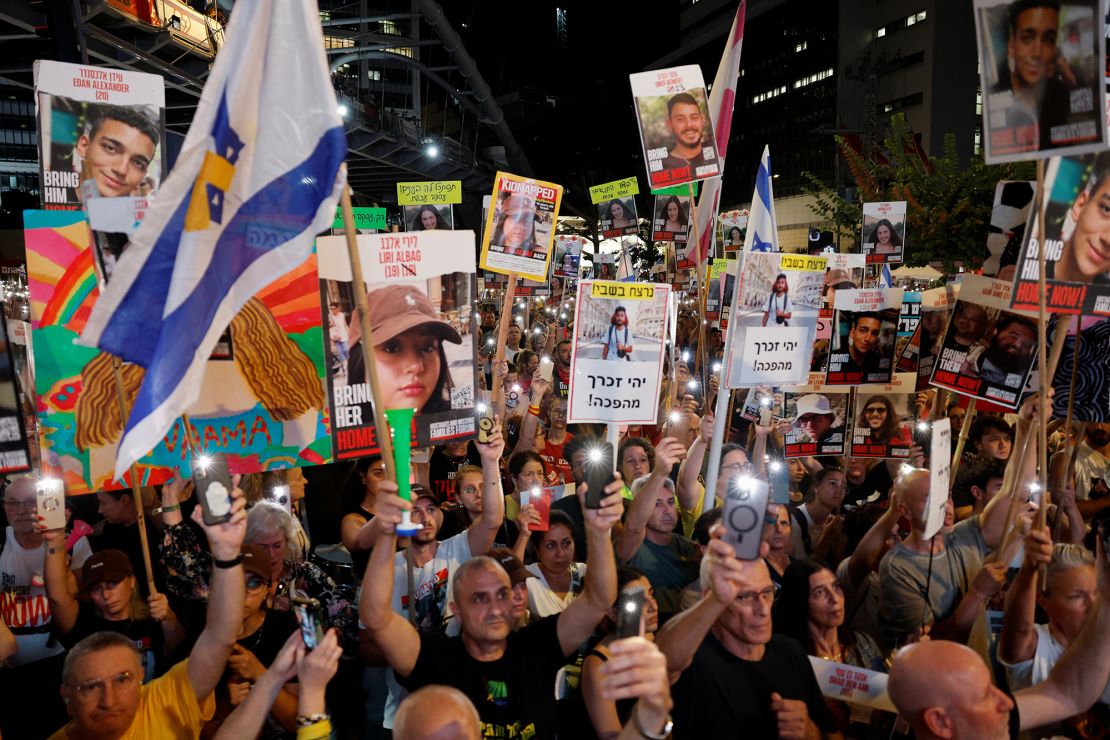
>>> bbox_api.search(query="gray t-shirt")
[877,517,988,648]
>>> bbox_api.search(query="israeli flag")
[79,0,347,479]
[879,263,894,288]
[744,146,778,253]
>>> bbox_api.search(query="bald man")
[394,685,481,740]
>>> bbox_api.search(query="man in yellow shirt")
[49,483,248,739]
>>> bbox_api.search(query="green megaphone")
[385,407,420,536]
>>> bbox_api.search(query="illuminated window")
[876,27,886,38]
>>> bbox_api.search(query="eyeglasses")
[721,462,753,476]
[245,576,270,594]
[459,485,479,495]
[736,587,777,606]
[66,670,139,702]
[863,407,887,415]
[2,498,35,510]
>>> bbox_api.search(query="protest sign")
[705,258,729,320]
[931,276,1037,409]
[26,210,331,493]
[568,280,669,424]
[925,418,953,539]
[725,253,824,388]
[33,60,166,210]
[317,230,478,459]
[675,242,697,271]
[1010,153,1110,316]
[862,201,907,265]
[553,235,586,279]
[895,291,922,367]
[818,254,865,319]
[739,386,783,423]
[0,308,31,473]
[974,0,1107,164]
[652,194,691,243]
[901,286,958,390]
[782,387,849,458]
[825,288,902,385]
[479,171,563,283]
[719,210,748,252]
[718,259,739,329]
[807,657,896,713]
[396,180,463,205]
[598,197,640,239]
[629,65,721,189]
[589,176,639,204]
[403,204,454,232]
[985,181,1035,278]
[331,207,386,232]
[850,373,915,459]
[593,251,618,281]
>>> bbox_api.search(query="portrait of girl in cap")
[346,284,462,415]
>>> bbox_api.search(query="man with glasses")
[47,481,249,739]
[656,530,836,738]
[0,476,93,738]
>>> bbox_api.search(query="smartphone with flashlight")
[267,484,291,514]
[477,407,496,444]
[538,357,554,383]
[36,479,66,531]
[723,476,770,560]
[291,593,325,650]
[615,584,646,639]
[192,452,233,526]
[585,442,614,509]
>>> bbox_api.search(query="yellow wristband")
[296,719,332,740]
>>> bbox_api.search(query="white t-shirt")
[604,324,631,359]
[0,527,91,666]
[1002,622,1110,704]
[1074,443,1110,500]
[525,561,586,619]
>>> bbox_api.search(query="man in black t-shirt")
[656,534,836,739]
[429,440,480,504]
[359,477,628,740]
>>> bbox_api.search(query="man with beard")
[961,315,1036,388]
[1073,422,1110,516]
[552,339,571,399]
[659,93,716,174]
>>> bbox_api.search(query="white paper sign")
[924,418,952,539]
[735,326,809,385]
[807,657,896,712]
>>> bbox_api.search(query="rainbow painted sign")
[25,210,333,494]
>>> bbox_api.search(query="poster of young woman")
[316,230,478,459]
[850,373,916,459]
[553,235,587,279]
[479,171,563,283]
[33,60,166,210]
[403,204,454,232]
[598,198,639,239]
[567,280,669,424]
[629,65,721,190]
[930,276,1037,409]
[861,201,907,265]
[719,210,748,253]
[782,387,849,458]
[1010,152,1110,316]
[825,288,903,385]
[652,194,691,243]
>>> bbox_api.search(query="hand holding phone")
[291,594,325,650]
[722,477,770,560]
[615,585,646,639]
[36,479,66,531]
[192,452,233,526]
[538,357,554,383]
[584,442,614,509]
[477,408,496,444]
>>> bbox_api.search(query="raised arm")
[845,498,901,589]
[40,528,78,635]
[158,474,213,602]
[676,411,712,512]
[357,484,422,678]
[616,438,686,563]
[509,371,549,459]
[998,527,1051,665]
[468,418,507,555]
[187,482,247,701]
[556,478,624,656]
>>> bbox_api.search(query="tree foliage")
[801,113,1035,273]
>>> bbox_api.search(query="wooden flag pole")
[339,186,396,489]
[949,398,977,480]
[689,183,709,392]
[490,275,519,412]
[1034,160,1051,588]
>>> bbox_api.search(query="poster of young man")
[1010,152,1110,316]
[316,230,478,459]
[598,198,639,239]
[567,280,669,424]
[652,194,691,243]
[705,258,729,321]
[861,201,907,265]
[33,60,166,210]
[403,204,454,232]
[479,171,563,283]
[629,65,721,189]
[848,374,915,459]
[974,0,1107,164]
[931,275,1037,409]
[719,210,748,253]
[553,235,586,279]
[725,253,825,388]
[819,254,866,319]
[782,388,849,458]
[739,385,784,423]
[825,288,903,385]
[902,285,958,390]
[985,180,1036,278]
[718,259,739,329]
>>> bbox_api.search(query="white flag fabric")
[743,145,779,253]
[78,0,347,479]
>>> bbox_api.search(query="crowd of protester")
[4,305,1110,739]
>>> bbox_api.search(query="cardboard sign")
[974,0,1107,164]
[652,194,691,243]
[479,171,563,283]
[567,281,669,424]
[851,373,916,459]
[825,288,903,385]
[807,657,896,713]
[553,235,586,279]
[598,197,640,239]
[925,418,953,539]
[984,180,1035,278]
[630,65,720,189]
[1010,154,1110,316]
[589,176,639,204]
[862,201,907,265]
[316,230,478,458]
[332,207,386,231]
[734,327,809,386]
[719,210,748,252]
[396,180,462,205]
[818,254,865,319]
[906,285,958,391]
[402,205,453,232]
[33,60,166,210]
[930,276,1037,409]
[782,386,849,458]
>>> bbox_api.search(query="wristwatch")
[634,708,673,739]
